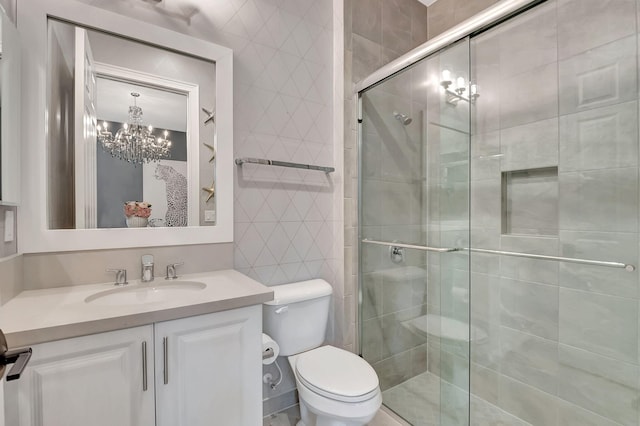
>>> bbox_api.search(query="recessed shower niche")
[501,167,558,236]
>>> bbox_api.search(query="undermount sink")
[85,281,207,306]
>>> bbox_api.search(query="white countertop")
[0,269,273,347]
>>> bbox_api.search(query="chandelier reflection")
[97,92,172,165]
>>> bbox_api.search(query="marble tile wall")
[466,1,640,425]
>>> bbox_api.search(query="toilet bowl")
[289,346,381,426]
[263,280,382,426]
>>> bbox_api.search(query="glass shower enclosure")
[358,0,640,425]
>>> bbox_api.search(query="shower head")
[393,111,412,125]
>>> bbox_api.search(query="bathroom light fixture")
[440,69,479,106]
[97,92,172,165]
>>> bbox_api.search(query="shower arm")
[361,239,636,272]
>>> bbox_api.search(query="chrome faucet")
[106,268,128,286]
[165,262,184,280]
[141,254,155,282]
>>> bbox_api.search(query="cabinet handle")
[163,337,169,385]
[142,341,148,391]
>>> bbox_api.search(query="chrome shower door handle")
[163,337,168,385]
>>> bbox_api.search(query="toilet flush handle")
[275,306,288,314]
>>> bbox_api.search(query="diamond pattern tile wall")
[230,0,336,287]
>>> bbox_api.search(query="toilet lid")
[295,346,379,401]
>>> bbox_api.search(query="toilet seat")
[295,346,379,403]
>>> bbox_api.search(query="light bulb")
[103,121,108,129]
[457,76,466,89]
[164,130,169,137]
[148,125,153,132]
[123,123,128,130]
[470,84,478,96]
[442,69,451,82]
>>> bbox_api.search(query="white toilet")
[263,279,382,426]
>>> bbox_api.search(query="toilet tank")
[263,279,333,356]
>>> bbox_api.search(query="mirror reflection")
[47,19,216,229]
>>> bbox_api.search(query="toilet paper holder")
[262,347,274,360]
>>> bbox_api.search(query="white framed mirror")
[18,0,233,252]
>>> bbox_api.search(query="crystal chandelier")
[97,92,172,165]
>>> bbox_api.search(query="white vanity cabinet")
[155,306,262,426]
[5,305,262,426]
[4,325,156,426]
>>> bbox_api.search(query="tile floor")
[263,372,526,426]
[263,403,406,426]
[383,372,529,426]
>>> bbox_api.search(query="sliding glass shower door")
[359,1,640,425]
[469,1,640,425]
[359,39,471,425]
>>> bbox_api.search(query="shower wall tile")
[500,63,558,129]
[362,318,384,362]
[558,167,639,233]
[361,272,383,320]
[410,1,428,48]
[500,327,559,395]
[471,363,499,406]
[411,343,428,375]
[361,131,382,179]
[557,0,637,59]
[352,33,383,83]
[439,348,469,390]
[472,321,501,370]
[559,36,638,115]
[559,231,639,298]
[500,277,559,341]
[500,119,558,172]
[559,288,638,363]
[500,234,559,256]
[498,0,557,79]
[379,181,421,226]
[471,33,501,135]
[382,273,418,315]
[557,400,625,426]
[470,179,501,229]
[470,272,500,325]
[498,375,559,426]
[381,0,412,55]
[559,101,639,172]
[558,344,639,425]
[500,256,560,286]
[471,132,500,181]
[352,0,382,43]
[426,0,456,40]
[372,349,413,391]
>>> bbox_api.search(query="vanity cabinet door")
[4,326,155,426]
[154,305,262,426]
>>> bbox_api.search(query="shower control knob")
[389,245,405,264]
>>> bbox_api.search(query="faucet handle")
[165,262,184,280]
[106,268,128,286]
